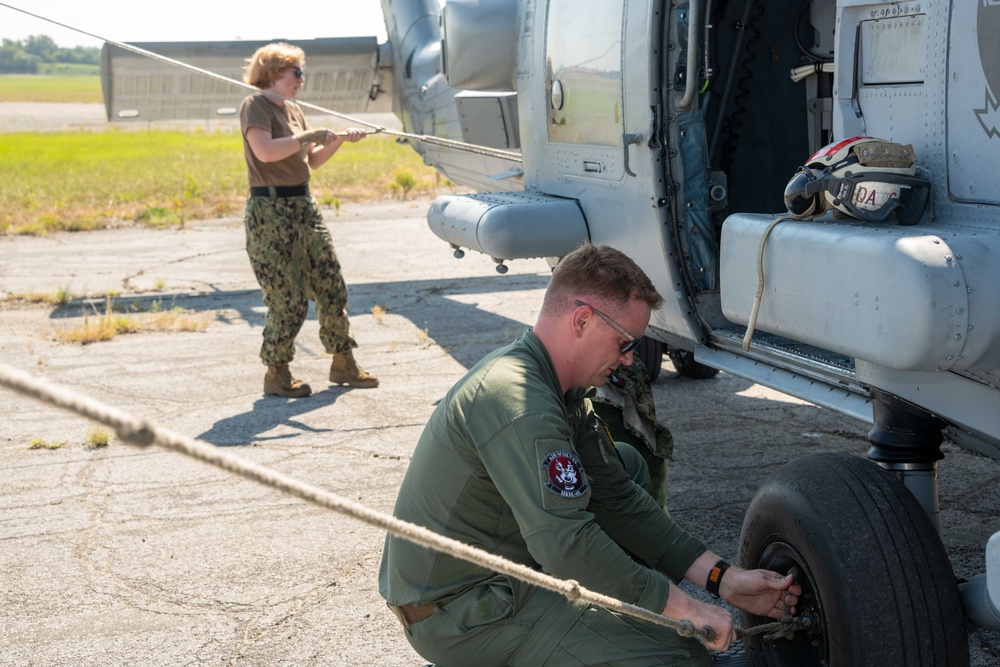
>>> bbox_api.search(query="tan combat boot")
[329,350,379,388]
[264,364,312,398]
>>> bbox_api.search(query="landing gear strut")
[867,387,949,536]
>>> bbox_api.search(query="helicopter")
[99,0,1000,664]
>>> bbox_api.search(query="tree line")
[0,35,100,74]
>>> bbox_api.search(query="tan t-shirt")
[239,94,311,188]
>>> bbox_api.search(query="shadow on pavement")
[50,273,553,373]
[197,390,343,446]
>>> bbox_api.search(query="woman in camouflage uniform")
[240,42,377,397]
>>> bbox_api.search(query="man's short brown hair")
[243,42,305,89]
[543,243,663,315]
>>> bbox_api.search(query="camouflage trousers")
[244,194,357,366]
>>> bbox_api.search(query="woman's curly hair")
[243,42,305,89]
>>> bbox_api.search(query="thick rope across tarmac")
[0,364,790,644]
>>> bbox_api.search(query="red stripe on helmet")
[807,136,869,163]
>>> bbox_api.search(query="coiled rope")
[0,2,522,163]
[0,363,790,644]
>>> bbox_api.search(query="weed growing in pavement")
[55,295,210,344]
[87,428,111,447]
[1,286,75,306]
[144,307,211,333]
[53,285,74,305]
[29,438,66,450]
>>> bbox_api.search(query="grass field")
[0,75,447,235]
[0,129,447,235]
[0,75,102,103]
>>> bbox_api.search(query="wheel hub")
[752,541,828,665]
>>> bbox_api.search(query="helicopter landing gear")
[739,451,968,666]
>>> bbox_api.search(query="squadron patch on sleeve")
[541,450,589,498]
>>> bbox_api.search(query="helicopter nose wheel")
[739,452,969,666]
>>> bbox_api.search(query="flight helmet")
[783,136,931,225]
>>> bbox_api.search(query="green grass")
[39,64,100,77]
[87,427,112,447]
[0,130,446,235]
[29,437,66,450]
[0,75,450,234]
[0,75,102,103]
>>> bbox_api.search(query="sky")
[0,1,389,48]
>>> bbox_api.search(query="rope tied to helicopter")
[0,2,523,164]
[0,363,798,647]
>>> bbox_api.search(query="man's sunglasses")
[575,300,640,355]
[292,66,304,80]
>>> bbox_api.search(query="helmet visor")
[783,169,824,218]
[808,172,930,225]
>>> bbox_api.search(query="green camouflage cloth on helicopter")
[592,357,673,507]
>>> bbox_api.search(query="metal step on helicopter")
[95,0,1000,664]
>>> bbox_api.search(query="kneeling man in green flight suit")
[379,243,799,667]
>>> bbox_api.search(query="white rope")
[0,363,716,643]
[0,2,522,163]
[742,216,792,351]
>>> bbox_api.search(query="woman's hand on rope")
[340,127,367,142]
[294,128,333,146]
[720,567,801,619]
[662,584,736,652]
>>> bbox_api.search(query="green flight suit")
[379,330,710,667]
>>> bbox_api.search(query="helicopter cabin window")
[546,0,625,180]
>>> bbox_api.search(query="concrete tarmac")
[1,200,997,665]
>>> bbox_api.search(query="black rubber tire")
[635,336,663,382]
[738,453,969,667]
[665,346,720,380]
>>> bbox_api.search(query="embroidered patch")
[608,369,626,388]
[542,450,589,498]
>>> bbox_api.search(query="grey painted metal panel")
[856,361,1000,460]
[947,0,1000,205]
[441,0,519,91]
[720,212,1000,373]
[859,14,927,85]
[455,92,521,149]
[833,3,947,212]
[696,346,874,424]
